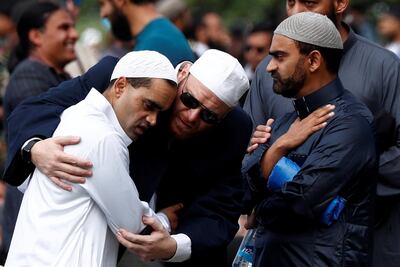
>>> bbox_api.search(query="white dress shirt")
[6,89,161,267]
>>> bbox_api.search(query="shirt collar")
[292,78,344,119]
[85,89,132,146]
[342,22,357,54]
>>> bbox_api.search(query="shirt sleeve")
[4,56,118,187]
[80,133,157,234]
[166,234,192,262]
[376,58,400,195]
[256,116,376,227]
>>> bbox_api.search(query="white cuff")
[156,212,171,233]
[166,234,191,262]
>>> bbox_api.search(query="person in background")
[1,2,78,262]
[243,22,274,82]
[377,3,400,58]
[98,0,195,66]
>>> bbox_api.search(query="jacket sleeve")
[3,56,118,186]
[256,116,376,228]
[376,57,400,196]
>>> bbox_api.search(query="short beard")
[326,2,339,28]
[109,6,133,41]
[272,56,306,98]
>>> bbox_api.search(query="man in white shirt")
[5,51,178,267]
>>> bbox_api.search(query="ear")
[113,77,128,98]
[28,29,43,47]
[334,0,349,16]
[177,61,192,83]
[113,0,127,9]
[307,50,322,73]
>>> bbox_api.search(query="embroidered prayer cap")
[274,12,343,50]
[189,49,249,107]
[110,50,177,84]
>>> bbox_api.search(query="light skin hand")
[117,216,177,261]
[247,118,274,154]
[244,210,256,230]
[159,203,184,232]
[31,136,93,191]
[261,104,335,178]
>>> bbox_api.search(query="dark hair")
[250,21,275,35]
[15,1,61,62]
[294,40,343,74]
[129,0,157,4]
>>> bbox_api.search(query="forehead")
[185,74,227,111]
[286,0,333,10]
[247,32,271,43]
[46,9,74,26]
[270,34,297,53]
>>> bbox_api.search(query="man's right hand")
[31,136,93,191]
[247,118,274,154]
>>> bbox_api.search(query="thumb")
[169,203,184,212]
[143,216,164,232]
[55,136,81,146]
[266,118,274,127]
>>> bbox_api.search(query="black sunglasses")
[179,75,221,124]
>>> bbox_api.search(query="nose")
[266,59,277,73]
[69,27,79,42]
[186,108,201,123]
[147,112,157,126]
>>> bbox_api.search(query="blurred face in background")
[98,0,132,41]
[286,0,338,25]
[36,9,78,70]
[378,13,400,41]
[244,31,272,71]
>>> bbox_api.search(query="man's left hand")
[117,216,177,262]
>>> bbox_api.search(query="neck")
[296,72,337,98]
[29,51,65,74]
[125,4,161,36]
[337,20,350,43]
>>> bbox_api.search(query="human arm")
[376,58,400,195]
[256,116,376,228]
[80,134,161,234]
[4,56,118,186]
[260,105,335,178]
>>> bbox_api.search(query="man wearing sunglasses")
[4,49,252,267]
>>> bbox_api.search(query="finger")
[118,229,149,245]
[58,153,93,169]
[311,122,328,132]
[168,203,184,212]
[252,130,271,139]
[57,162,92,177]
[314,104,335,117]
[52,170,86,184]
[255,125,269,132]
[143,216,164,232]
[266,118,274,127]
[49,177,72,191]
[54,136,81,146]
[247,143,258,154]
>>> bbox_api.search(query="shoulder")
[349,33,400,65]
[11,59,50,77]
